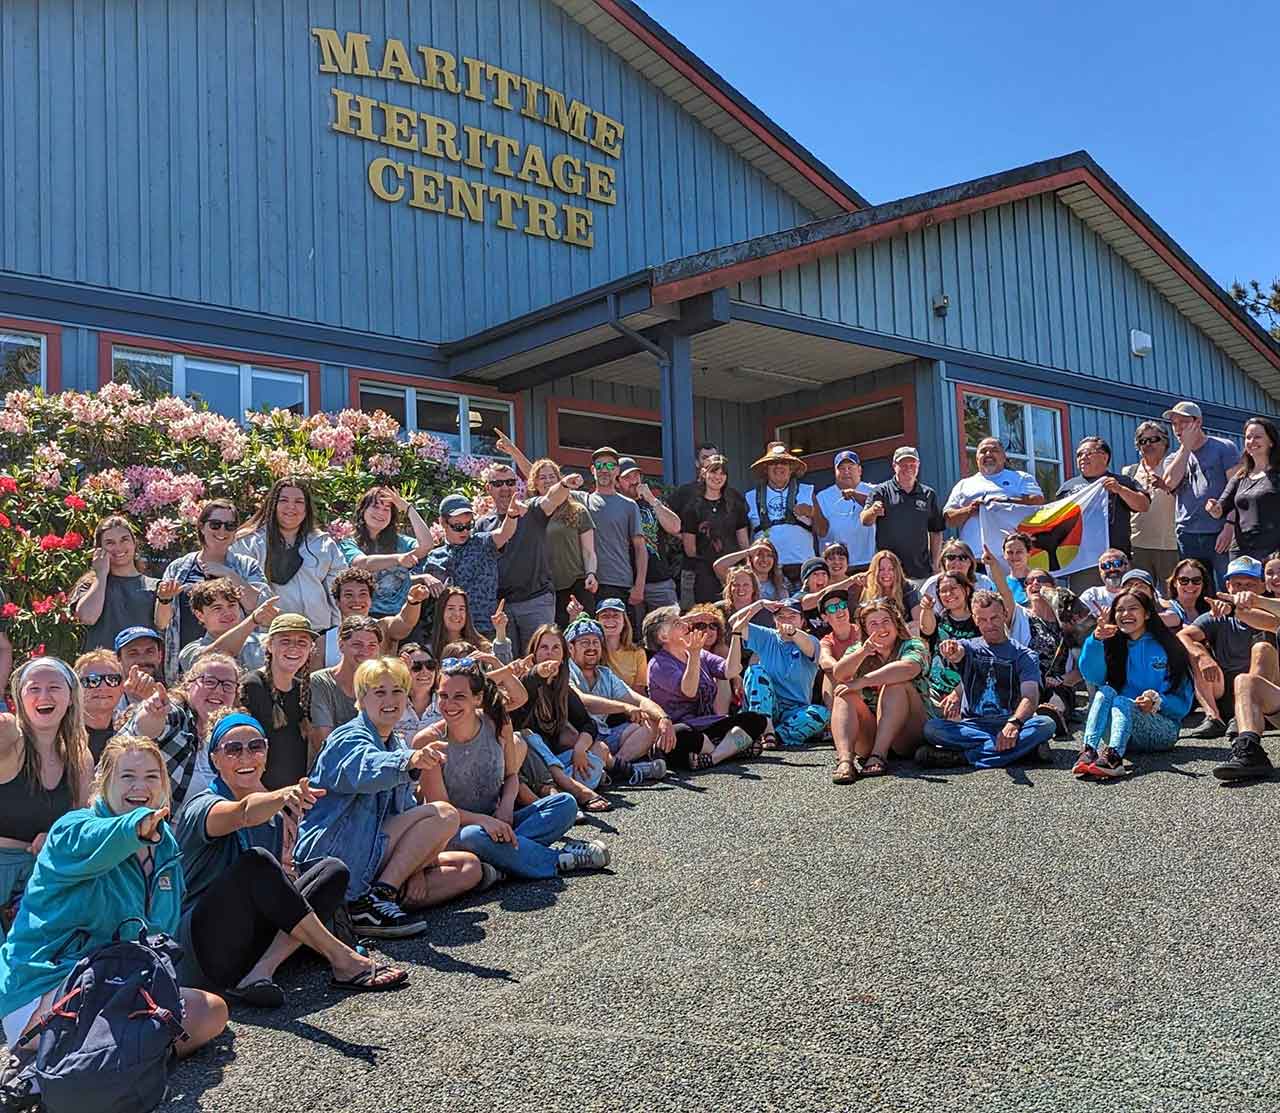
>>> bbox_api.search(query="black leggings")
[189,848,349,989]
[671,712,768,768]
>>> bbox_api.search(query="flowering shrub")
[0,385,486,665]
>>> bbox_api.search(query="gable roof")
[649,151,1280,398]
[549,0,866,218]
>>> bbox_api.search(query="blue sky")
[639,0,1278,294]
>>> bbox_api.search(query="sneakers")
[626,758,667,786]
[1032,741,1054,764]
[913,743,963,769]
[476,863,507,891]
[1187,716,1228,740]
[1089,747,1127,778]
[1212,734,1275,781]
[557,839,611,872]
[0,1055,38,1113]
[348,882,428,939]
[1071,746,1098,775]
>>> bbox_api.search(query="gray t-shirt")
[477,498,553,604]
[1174,435,1239,534]
[81,573,159,651]
[582,491,642,586]
[442,717,505,818]
[310,667,357,731]
[177,631,267,677]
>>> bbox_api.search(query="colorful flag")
[979,480,1111,577]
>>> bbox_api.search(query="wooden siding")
[0,0,812,345]
[733,193,1272,415]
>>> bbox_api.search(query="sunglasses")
[1100,560,1128,572]
[1175,575,1203,586]
[216,737,268,758]
[487,478,516,488]
[822,600,849,614]
[1026,578,1052,587]
[943,554,971,563]
[194,674,237,694]
[204,519,237,532]
[446,519,474,532]
[594,461,618,471]
[687,621,714,632]
[1136,436,1165,448]
[81,672,123,689]
[409,659,437,673]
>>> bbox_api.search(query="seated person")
[917,590,1057,769]
[175,711,408,1005]
[241,614,318,791]
[796,557,836,641]
[416,659,610,878]
[596,597,648,693]
[309,616,385,749]
[114,625,167,714]
[815,588,863,706]
[1074,591,1193,777]
[731,595,831,750]
[322,568,431,667]
[1218,586,1280,780]
[822,542,850,581]
[684,604,737,714]
[644,606,766,770]
[1165,559,1212,625]
[828,600,929,783]
[178,578,276,677]
[998,531,1035,606]
[396,643,442,741]
[566,618,673,779]
[429,587,507,663]
[1080,549,1131,616]
[74,649,124,760]
[0,735,226,1069]
[296,658,478,938]
[860,551,922,633]
[1177,556,1280,740]
[1116,569,1181,628]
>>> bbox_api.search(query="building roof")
[649,151,1280,398]
[549,0,866,218]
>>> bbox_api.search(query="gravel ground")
[167,733,1280,1113]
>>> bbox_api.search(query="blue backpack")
[17,920,187,1113]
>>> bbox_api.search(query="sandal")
[831,759,857,785]
[760,731,780,751]
[581,793,613,813]
[330,960,409,994]
[688,751,715,771]
[860,754,888,777]
[225,977,285,1008]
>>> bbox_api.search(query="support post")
[660,331,695,487]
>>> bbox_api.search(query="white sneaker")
[557,839,611,872]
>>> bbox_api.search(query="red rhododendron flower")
[62,531,84,549]
[31,598,54,615]
[33,644,45,656]
[0,512,10,529]
[64,494,87,511]
[0,476,17,494]
[0,602,17,620]
[39,533,63,551]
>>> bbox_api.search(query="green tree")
[1230,278,1280,341]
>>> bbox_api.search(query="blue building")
[3,0,1278,496]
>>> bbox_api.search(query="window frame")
[0,317,62,393]
[97,333,319,417]
[768,384,916,472]
[351,370,524,458]
[952,383,1072,487]
[546,396,665,477]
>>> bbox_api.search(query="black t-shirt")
[1220,470,1280,539]
[242,672,309,790]
[477,500,552,604]
[1055,471,1144,556]
[669,481,703,522]
[88,725,113,762]
[681,493,750,598]
[866,480,944,579]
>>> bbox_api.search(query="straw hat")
[750,441,807,478]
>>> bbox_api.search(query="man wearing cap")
[943,438,1044,557]
[617,457,681,620]
[113,625,167,713]
[242,613,320,789]
[745,441,819,587]
[1055,436,1149,593]
[1154,401,1239,589]
[423,492,518,640]
[815,450,877,574]
[861,447,945,583]
[1177,555,1280,741]
[475,460,582,655]
[582,447,647,622]
[1124,421,1179,588]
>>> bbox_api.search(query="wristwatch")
[1006,716,1025,728]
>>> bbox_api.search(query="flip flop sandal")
[330,961,409,994]
[688,751,715,771]
[760,732,780,751]
[225,978,286,1008]
[860,754,889,777]
[581,793,613,812]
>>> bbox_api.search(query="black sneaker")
[913,743,963,769]
[348,883,427,939]
[0,1056,38,1113]
[1032,741,1055,764]
[1212,737,1275,781]
[1089,747,1127,778]
[1188,716,1228,740]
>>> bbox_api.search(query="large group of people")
[1,397,1278,1097]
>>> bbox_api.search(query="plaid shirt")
[122,701,205,808]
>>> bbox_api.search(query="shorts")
[600,722,632,756]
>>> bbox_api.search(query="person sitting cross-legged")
[730,594,831,750]
[917,590,1056,769]
[1073,590,1194,778]
[829,599,929,782]
[1207,589,1280,781]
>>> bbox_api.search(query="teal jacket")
[0,801,184,1018]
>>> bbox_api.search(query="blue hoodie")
[0,801,183,1017]
[1079,632,1194,723]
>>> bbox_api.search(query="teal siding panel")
[59,327,100,393]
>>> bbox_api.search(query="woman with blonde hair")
[594,597,648,693]
[74,648,125,759]
[525,457,599,625]
[860,550,923,632]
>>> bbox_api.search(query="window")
[111,347,308,420]
[960,388,1067,494]
[555,408,663,459]
[357,382,515,457]
[0,330,46,391]
[776,398,906,458]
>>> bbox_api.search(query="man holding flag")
[943,437,1044,556]
[1053,437,1149,593]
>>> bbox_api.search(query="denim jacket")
[294,713,417,899]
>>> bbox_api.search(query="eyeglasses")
[81,672,123,689]
[487,478,516,488]
[822,600,849,614]
[216,737,268,758]
[194,674,237,695]
[204,519,237,532]
[1175,576,1203,586]
[1077,447,1105,458]
[1026,578,1052,587]
[446,519,474,532]
[1136,436,1165,448]
[594,461,618,471]
[1099,560,1128,572]
[409,659,437,673]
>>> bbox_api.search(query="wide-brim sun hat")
[750,441,807,478]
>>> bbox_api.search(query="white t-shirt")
[816,482,877,566]
[746,482,817,567]
[943,469,1043,553]
[1080,585,1119,617]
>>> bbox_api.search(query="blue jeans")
[1176,529,1229,591]
[522,730,605,790]
[453,793,578,880]
[923,714,1055,769]
[1082,686,1180,758]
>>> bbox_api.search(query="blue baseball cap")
[114,626,163,653]
[777,593,807,613]
[1120,569,1155,589]
[438,493,474,520]
[595,597,627,614]
[1226,556,1264,580]
[834,450,861,468]
[617,456,642,477]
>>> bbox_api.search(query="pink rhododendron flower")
[327,519,356,543]
[34,445,68,470]
[3,390,33,413]
[97,381,140,405]
[409,432,449,462]
[365,411,401,441]
[0,410,31,436]
[85,469,129,497]
[335,409,372,435]
[145,518,181,550]
[367,453,401,477]
[35,469,61,490]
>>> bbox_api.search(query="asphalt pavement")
[169,733,1280,1113]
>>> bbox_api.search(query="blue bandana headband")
[209,712,266,751]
